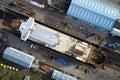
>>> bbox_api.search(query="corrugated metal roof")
[72,0,119,19]
[3,47,35,68]
[67,0,119,31]
[51,70,77,80]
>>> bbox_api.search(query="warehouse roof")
[3,47,35,68]
[67,0,119,31]
[51,70,77,80]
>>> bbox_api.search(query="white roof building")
[3,47,35,68]
[51,70,77,80]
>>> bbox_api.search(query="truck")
[110,28,120,37]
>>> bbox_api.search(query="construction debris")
[9,1,36,16]
[10,19,21,30]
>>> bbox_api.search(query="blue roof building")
[67,0,120,31]
[3,47,35,68]
[51,70,77,80]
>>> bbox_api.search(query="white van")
[110,28,120,37]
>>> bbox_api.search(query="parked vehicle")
[110,28,120,37]
[105,42,120,49]
[55,57,70,65]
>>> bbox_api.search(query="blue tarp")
[55,57,70,65]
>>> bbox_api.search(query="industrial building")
[67,0,119,31]
[3,47,35,68]
[51,69,77,80]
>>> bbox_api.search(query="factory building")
[67,0,119,31]
[51,69,77,80]
[3,47,35,68]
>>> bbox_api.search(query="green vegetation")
[0,67,3,72]
[7,70,14,75]
[11,71,24,80]
[30,68,54,80]
[0,67,54,80]
[0,67,23,80]
[0,67,15,80]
